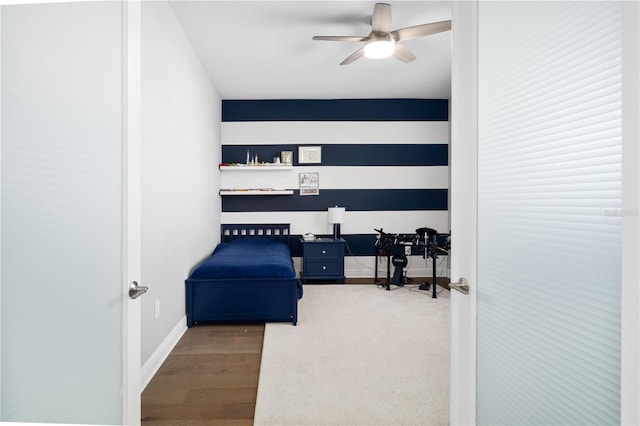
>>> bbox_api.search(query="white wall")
[140,1,220,367]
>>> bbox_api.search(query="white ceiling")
[168,1,452,100]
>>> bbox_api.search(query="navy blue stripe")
[287,234,448,257]
[222,99,449,122]
[288,234,378,257]
[342,233,449,257]
[221,189,448,212]
[343,234,378,257]
[222,144,449,167]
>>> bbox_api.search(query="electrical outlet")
[154,299,160,319]
[405,245,411,255]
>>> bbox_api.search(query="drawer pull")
[322,250,326,254]
[322,265,327,270]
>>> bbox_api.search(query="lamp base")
[333,223,341,240]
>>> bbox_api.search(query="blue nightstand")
[300,238,346,283]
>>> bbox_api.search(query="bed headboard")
[221,224,291,244]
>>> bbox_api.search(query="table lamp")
[328,206,345,240]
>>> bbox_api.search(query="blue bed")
[185,224,302,327]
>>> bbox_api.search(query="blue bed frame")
[185,224,300,327]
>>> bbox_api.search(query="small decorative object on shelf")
[280,150,293,165]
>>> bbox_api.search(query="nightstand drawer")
[305,259,343,276]
[304,244,343,259]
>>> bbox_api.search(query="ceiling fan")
[312,3,451,65]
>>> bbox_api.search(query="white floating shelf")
[219,165,293,171]
[219,189,294,196]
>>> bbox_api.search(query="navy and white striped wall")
[220,99,449,278]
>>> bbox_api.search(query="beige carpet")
[254,284,450,426]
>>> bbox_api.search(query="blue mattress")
[189,237,297,279]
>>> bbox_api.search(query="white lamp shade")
[328,206,345,224]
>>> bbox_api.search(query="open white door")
[0,1,142,424]
[450,2,639,425]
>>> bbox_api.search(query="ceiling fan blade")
[340,47,365,65]
[393,43,416,63]
[371,3,392,34]
[312,35,367,42]
[391,20,452,41]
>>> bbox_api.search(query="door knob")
[449,277,469,294]
[129,281,148,299]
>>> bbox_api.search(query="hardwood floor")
[141,324,264,425]
[141,278,449,425]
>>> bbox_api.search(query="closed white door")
[450,1,638,424]
[0,2,142,424]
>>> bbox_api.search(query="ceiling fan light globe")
[363,39,396,59]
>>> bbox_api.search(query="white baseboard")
[141,315,187,391]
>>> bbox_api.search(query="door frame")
[621,2,640,424]
[122,0,142,424]
[449,2,478,425]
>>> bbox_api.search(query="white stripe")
[221,210,450,236]
[220,166,449,190]
[222,121,450,145]
[343,255,450,279]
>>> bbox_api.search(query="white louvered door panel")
[0,2,142,423]
[476,2,622,425]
